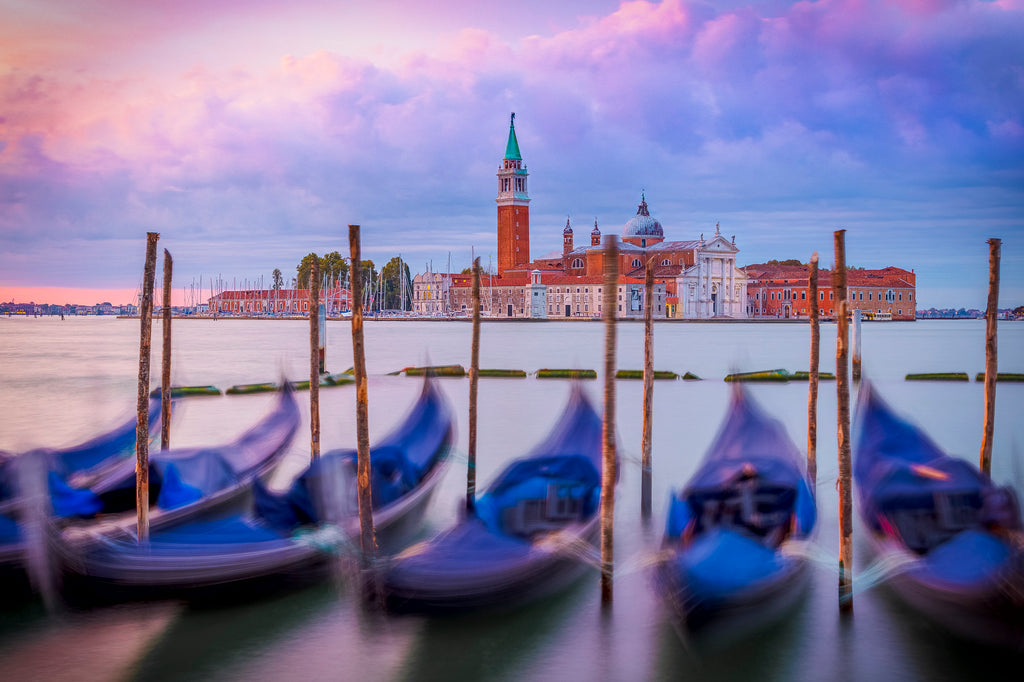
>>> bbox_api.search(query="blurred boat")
[853,382,1024,648]
[60,378,453,602]
[57,384,300,552]
[380,383,606,613]
[0,397,162,572]
[651,386,817,641]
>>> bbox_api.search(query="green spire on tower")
[504,112,522,161]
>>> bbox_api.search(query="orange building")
[208,287,350,316]
[744,264,916,320]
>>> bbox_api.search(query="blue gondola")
[381,383,607,613]
[853,382,1024,649]
[1,396,162,576]
[61,378,453,602]
[651,386,817,641]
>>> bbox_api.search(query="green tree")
[297,252,349,289]
[297,253,318,289]
[271,268,283,290]
[321,251,349,286]
[381,257,413,310]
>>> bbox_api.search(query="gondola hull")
[854,382,1024,649]
[60,380,454,604]
[383,517,599,613]
[380,383,606,614]
[651,386,817,643]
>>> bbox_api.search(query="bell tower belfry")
[496,113,530,275]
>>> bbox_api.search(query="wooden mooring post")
[161,249,172,451]
[349,225,378,592]
[980,238,1001,476]
[640,258,655,522]
[600,235,619,604]
[807,252,819,489]
[309,257,321,460]
[467,257,481,512]
[136,232,159,542]
[834,230,853,612]
[852,308,862,383]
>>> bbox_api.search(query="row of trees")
[270,253,413,311]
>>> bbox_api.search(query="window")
[662,259,671,266]
[910,293,913,301]
[632,259,642,269]
[571,258,584,268]
[801,292,806,300]
[899,293,903,301]
[868,292,873,301]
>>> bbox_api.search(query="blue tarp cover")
[854,383,991,526]
[255,381,452,532]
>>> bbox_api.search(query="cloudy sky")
[1,0,1021,308]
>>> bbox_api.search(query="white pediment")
[699,234,738,254]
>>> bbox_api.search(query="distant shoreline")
[103,315,926,324]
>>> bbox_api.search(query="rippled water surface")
[1,317,1022,681]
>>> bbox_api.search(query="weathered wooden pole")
[807,253,819,489]
[980,238,1001,476]
[136,232,159,542]
[309,257,321,460]
[640,257,655,522]
[600,235,619,604]
[349,226,377,584]
[467,257,481,512]
[852,308,862,383]
[161,249,173,451]
[834,230,853,612]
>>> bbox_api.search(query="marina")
[1,316,1022,680]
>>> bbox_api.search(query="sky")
[1,0,1022,309]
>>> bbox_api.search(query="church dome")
[591,220,600,236]
[563,218,573,235]
[622,194,663,239]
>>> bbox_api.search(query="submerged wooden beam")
[136,232,159,543]
[600,235,619,604]
[980,238,1001,476]
[834,230,853,613]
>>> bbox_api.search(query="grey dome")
[622,195,663,239]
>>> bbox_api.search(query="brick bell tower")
[496,112,530,275]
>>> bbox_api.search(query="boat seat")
[501,482,589,538]
[882,490,984,553]
[690,483,796,544]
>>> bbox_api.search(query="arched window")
[631,258,642,269]
[571,258,584,268]
[662,259,671,266]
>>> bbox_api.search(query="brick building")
[208,287,350,316]
[744,264,916,320]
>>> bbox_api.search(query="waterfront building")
[412,271,451,316]
[207,286,350,316]
[744,263,916,320]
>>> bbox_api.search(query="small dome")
[563,218,573,235]
[622,194,663,239]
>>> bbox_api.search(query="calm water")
[1,317,1022,681]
